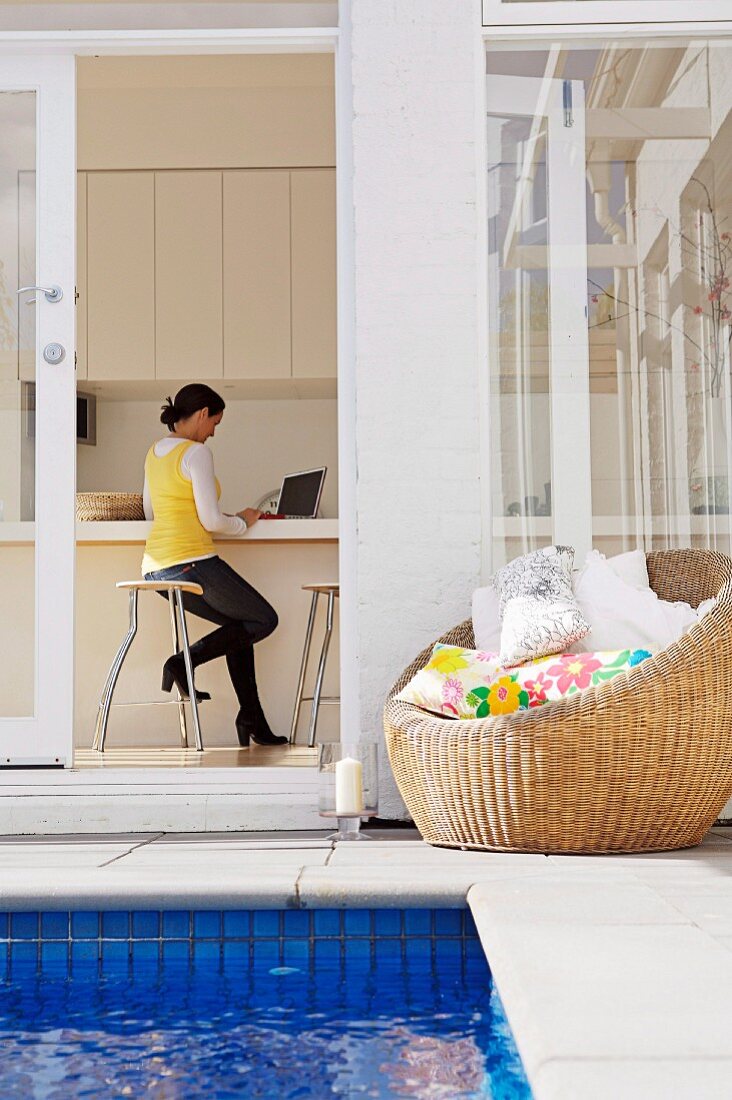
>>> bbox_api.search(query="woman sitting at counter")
[142,383,287,748]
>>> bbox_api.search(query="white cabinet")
[87,171,155,380]
[291,168,337,379]
[80,167,336,383]
[155,171,222,380]
[223,170,291,379]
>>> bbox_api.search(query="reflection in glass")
[0,91,35,716]
[486,39,732,564]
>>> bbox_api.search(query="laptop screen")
[277,468,326,517]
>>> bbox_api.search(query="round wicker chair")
[384,549,732,854]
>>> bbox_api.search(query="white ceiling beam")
[586,107,710,140]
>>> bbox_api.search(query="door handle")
[17,284,63,304]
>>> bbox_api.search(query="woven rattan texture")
[384,550,732,854]
[76,493,145,522]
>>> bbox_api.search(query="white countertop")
[0,519,338,545]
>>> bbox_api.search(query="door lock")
[43,343,66,365]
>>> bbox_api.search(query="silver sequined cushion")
[492,545,590,666]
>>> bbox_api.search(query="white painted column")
[351,0,482,817]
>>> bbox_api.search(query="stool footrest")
[300,696,340,704]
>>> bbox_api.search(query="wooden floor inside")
[73,745,318,769]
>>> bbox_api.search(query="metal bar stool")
[92,580,205,753]
[290,582,340,747]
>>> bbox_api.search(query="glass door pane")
[0,92,35,715]
[0,57,75,763]
[486,37,732,566]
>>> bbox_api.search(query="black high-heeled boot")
[230,645,287,747]
[161,655,211,702]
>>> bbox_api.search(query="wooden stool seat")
[93,580,204,754]
[290,581,340,747]
[116,580,203,596]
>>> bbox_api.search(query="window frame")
[482,2,732,30]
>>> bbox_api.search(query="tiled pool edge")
[0,907,483,968]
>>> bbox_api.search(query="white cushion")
[471,584,501,652]
[604,549,650,590]
[572,553,698,652]
[492,545,590,666]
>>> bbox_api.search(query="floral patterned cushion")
[492,545,590,666]
[395,644,652,720]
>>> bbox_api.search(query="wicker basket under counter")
[76,492,145,522]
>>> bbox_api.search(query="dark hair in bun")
[160,384,225,431]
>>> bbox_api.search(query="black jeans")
[145,556,277,641]
[144,556,278,709]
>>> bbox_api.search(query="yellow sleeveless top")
[142,440,221,574]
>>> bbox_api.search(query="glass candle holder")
[318,742,378,841]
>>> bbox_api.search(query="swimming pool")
[0,908,531,1098]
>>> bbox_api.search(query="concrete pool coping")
[1,826,732,1098]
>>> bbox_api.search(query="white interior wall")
[351,0,482,817]
[76,395,340,518]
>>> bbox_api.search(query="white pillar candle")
[335,755,364,814]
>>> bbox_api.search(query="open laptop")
[260,467,327,519]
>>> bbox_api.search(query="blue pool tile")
[343,937,371,959]
[162,941,189,964]
[252,910,281,938]
[223,911,250,939]
[11,941,38,965]
[41,942,69,966]
[193,941,220,963]
[223,941,249,962]
[434,937,462,963]
[0,943,8,967]
[314,939,341,963]
[463,910,478,937]
[132,912,160,939]
[434,909,462,936]
[0,914,7,939]
[71,941,99,965]
[405,937,432,964]
[41,912,69,940]
[344,910,371,936]
[132,941,159,964]
[102,941,129,963]
[102,912,130,939]
[11,912,39,940]
[465,938,486,960]
[374,938,403,963]
[71,912,99,940]
[193,912,221,939]
[282,939,309,965]
[374,910,402,937]
[313,910,341,937]
[252,940,279,965]
[403,909,432,936]
[282,910,310,937]
[162,911,189,938]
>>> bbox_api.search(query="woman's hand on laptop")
[237,508,262,527]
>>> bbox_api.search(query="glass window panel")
[0,91,35,716]
[486,38,732,565]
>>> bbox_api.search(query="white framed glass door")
[0,56,75,764]
[486,35,732,569]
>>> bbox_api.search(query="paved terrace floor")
[2,826,732,1099]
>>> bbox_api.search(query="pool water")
[0,910,531,1099]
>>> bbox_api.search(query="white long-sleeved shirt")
[143,437,247,540]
